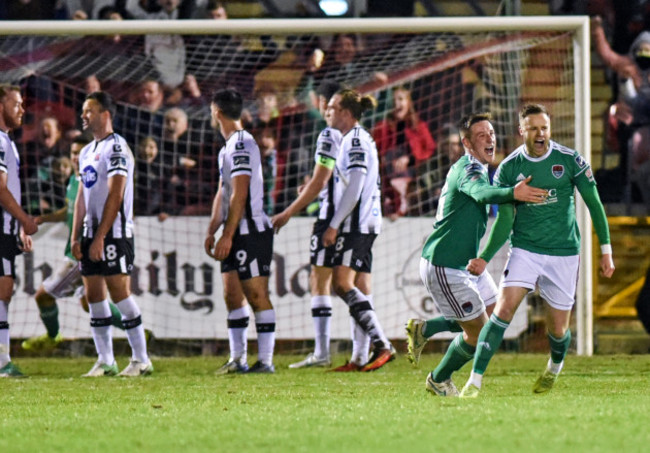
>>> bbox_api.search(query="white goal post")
[0,16,593,355]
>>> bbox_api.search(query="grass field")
[1,353,649,453]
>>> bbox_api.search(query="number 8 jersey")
[78,132,134,239]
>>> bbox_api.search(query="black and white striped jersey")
[332,126,382,234]
[218,129,271,235]
[0,130,21,235]
[78,133,134,239]
[314,126,342,221]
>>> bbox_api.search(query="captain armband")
[316,154,336,169]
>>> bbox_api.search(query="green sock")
[39,304,59,338]
[472,314,509,375]
[423,316,462,338]
[548,330,571,364]
[432,335,476,382]
[109,303,124,330]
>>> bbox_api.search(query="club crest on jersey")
[351,138,361,148]
[552,165,564,179]
[81,165,98,188]
[233,155,250,166]
[349,152,364,163]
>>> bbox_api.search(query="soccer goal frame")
[1,16,593,355]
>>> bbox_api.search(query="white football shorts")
[419,258,490,322]
[42,257,84,299]
[501,247,579,311]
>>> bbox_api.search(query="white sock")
[0,301,10,366]
[255,309,276,366]
[469,371,483,389]
[116,296,148,363]
[88,300,115,365]
[548,357,564,374]
[311,295,332,359]
[350,317,370,365]
[227,305,250,363]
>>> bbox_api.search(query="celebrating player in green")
[460,104,615,397]
[409,112,547,396]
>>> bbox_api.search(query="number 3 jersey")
[218,129,272,235]
[78,132,134,239]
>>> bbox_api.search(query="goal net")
[0,17,592,354]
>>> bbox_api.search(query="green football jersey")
[63,175,79,261]
[421,154,514,269]
[494,140,596,256]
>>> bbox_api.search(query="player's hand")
[19,230,33,253]
[322,227,337,248]
[34,216,45,225]
[71,240,82,261]
[466,257,487,276]
[513,176,549,203]
[213,235,232,261]
[89,237,104,262]
[21,216,38,235]
[204,235,215,258]
[393,155,410,173]
[600,253,615,278]
[271,211,290,233]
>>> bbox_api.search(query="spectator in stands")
[39,155,74,213]
[65,0,115,20]
[258,127,278,215]
[592,15,650,203]
[165,74,206,112]
[125,0,192,88]
[121,78,166,145]
[2,0,67,19]
[139,79,166,114]
[134,136,167,218]
[84,75,101,94]
[192,0,227,19]
[372,86,436,217]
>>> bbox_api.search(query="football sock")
[432,335,476,382]
[0,301,10,366]
[548,329,571,373]
[255,309,276,366]
[116,296,148,363]
[311,295,332,359]
[423,316,462,338]
[109,302,124,330]
[350,317,370,365]
[39,303,60,338]
[472,313,510,375]
[227,305,250,362]
[343,288,390,350]
[88,300,114,365]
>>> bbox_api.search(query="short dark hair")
[85,91,116,118]
[211,88,243,120]
[317,80,342,101]
[519,103,549,122]
[71,136,90,147]
[458,112,492,139]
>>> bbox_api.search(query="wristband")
[601,244,612,255]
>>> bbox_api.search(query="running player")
[460,104,615,397]
[205,88,276,374]
[407,112,547,396]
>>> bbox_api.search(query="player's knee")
[35,287,55,306]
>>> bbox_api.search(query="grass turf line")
[1,354,649,453]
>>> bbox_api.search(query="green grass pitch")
[1,354,649,453]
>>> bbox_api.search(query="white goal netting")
[0,17,591,353]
